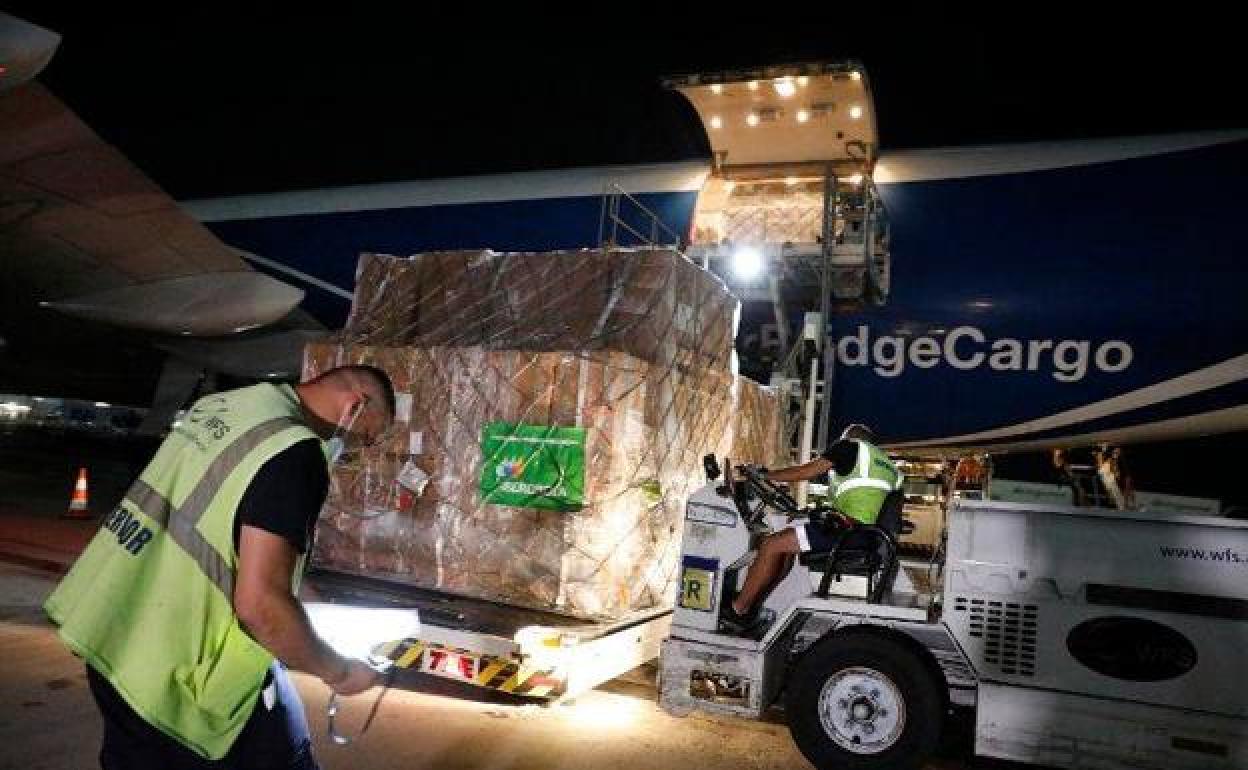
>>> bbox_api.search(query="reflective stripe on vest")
[835,476,896,494]
[123,417,300,599]
[44,383,318,760]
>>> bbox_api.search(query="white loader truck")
[658,456,1248,769]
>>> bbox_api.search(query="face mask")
[324,397,397,521]
[325,399,366,469]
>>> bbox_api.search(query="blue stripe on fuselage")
[826,139,1248,443]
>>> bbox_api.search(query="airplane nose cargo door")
[665,63,890,310]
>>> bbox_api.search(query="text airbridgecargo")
[834,325,1134,382]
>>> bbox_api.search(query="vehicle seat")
[797,490,910,603]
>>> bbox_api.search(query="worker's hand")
[325,658,383,696]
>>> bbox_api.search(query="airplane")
[180,66,1248,454]
[6,12,1246,459]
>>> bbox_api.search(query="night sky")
[12,5,1247,199]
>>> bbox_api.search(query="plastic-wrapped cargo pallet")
[305,249,788,619]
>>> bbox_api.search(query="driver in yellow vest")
[720,424,901,635]
[44,365,395,768]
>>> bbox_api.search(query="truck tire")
[786,633,942,769]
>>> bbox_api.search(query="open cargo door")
[666,62,890,309]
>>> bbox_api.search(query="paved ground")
[0,561,1020,770]
[0,430,150,573]
[0,434,1025,770]
[0,429,153,520]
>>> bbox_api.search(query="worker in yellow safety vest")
[44,365,395,767]
[721,423,902,635]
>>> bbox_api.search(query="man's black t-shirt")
[231,438,329,554]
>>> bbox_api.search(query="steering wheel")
[738,464,801,514]
[724,462,769,531]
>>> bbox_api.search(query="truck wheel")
[786,634,942,769]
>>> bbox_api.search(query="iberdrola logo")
[496,457,526,479]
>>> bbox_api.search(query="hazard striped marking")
[377,637,566,698]
[395,641,426,668]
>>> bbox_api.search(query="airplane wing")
[1,14,303,335]
[1,13,311,406]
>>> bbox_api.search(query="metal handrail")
[598,183,683,251]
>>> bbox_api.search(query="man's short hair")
[313,365,396,419]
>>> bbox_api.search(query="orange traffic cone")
[64,467,91,519]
